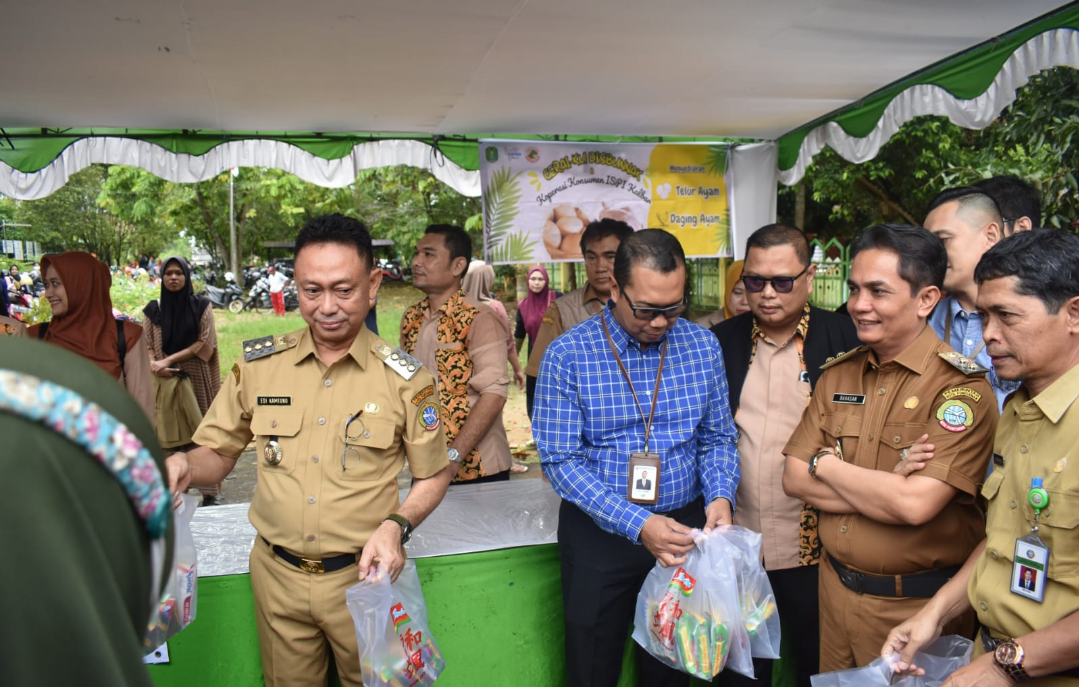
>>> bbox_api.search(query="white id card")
[1011,533,1049,603]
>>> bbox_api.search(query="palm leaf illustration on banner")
[484,167,523,252]
[484,167,537,262]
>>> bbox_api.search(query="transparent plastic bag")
[720,526,781,661]
[144,493,199,653]
[632,528,758,680]
[810,635,973,687]
[346,561,446,687]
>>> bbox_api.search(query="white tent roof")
[1,0,1067,138]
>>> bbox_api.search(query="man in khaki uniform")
[165,214,454,687]
[885,229,1079,686]
[524,219,634,413]
[782,224,997,672]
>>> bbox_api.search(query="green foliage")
[9,163,481,276]
[783,66,1079,238]
[15,165,129,263]
[109,274,160,318]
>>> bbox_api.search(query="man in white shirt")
[267,265,289,316]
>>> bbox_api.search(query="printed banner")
[480,141,731,264]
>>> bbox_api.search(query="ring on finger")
[900,448,910,461]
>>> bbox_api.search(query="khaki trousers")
[818,555,974,672]
[249,539,363,687]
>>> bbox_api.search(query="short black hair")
[613,229,686,290]
[581,219,634,254]
[424,224,472,272]
[924,187,1002,226]
[745,223,811,266]
[974,228,1079,313]
[972,175,1042,227]
[294,214,374,268]
[850,224,946,295]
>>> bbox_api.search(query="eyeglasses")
[741,265,809,294]
[341,410,369,471]
[621,292,688,321]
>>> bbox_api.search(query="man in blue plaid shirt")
[534,229,740,687]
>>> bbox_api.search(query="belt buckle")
[300,558,325,574]
[839,567,864,594]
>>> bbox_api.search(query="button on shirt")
[534,306,739,542]
[929,296,1020,411]
[784,326,997,575]
[967,362,1079,639]
[736,327,812,570]
[192,326,450,558]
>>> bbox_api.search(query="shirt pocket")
[882,421,928,467]
[981,469,1005,501]
[1038,488,1079,577]
[337,416,398,483]
[819,411,862,461]
[251,409,304,477]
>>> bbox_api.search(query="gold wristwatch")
[994,639,1031,683]
[808,449,831,478]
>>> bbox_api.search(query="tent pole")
[229,169,238,285]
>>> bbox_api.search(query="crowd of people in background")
[5,173,1079,687]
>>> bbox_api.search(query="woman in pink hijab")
[514,265,559,416]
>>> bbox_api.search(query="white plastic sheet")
[189,479,562,577]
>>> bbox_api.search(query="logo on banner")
[485,146,498,163]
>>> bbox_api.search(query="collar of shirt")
[582,281,604,309]
[751,303,811,346]
[1014,361,1079,424]
[602,302,672,356]
[291,325,371,370]
[864,324,939,374]
[417,288,466,319]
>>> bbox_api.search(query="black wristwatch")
[383,513,414,545]
[994,639,1032,683]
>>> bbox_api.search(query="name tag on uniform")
[257,396,292,406]
[832,393,866,405]
[1011,534,1049,603]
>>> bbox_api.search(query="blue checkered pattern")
[534,306,739,542]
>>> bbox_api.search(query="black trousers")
[714,563,820,687]
[558,498,705,687]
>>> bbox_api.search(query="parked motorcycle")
[378,257,403,281]
[202,272,245,312]
[241,275,274,313]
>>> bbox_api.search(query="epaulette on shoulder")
[242,334,297,362]
[374,343,423,381]
[939,350,989,376]
[820,345,868,371]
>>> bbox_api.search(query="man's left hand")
[703,498,733,533]
[939,652,1013,687]
[358,520,406,582]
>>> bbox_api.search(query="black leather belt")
[262,537,357,574]
[828,555,959,598]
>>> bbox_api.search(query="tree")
[15,165,132,264]
[782,66,1079,238]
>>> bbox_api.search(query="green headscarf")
[0,337,173,686]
